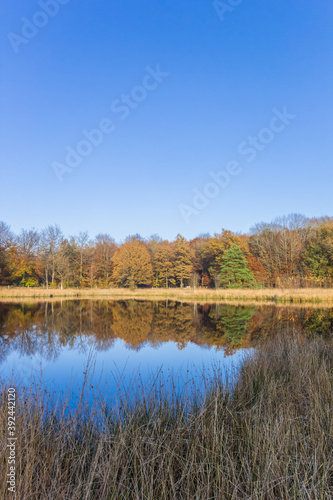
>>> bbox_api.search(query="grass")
[2,286,333,304]
[0,335,332,499]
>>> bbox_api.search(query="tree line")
[0,213,332,289]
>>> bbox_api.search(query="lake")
[1,300,332,405]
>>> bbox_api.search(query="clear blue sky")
[1,0,332,242]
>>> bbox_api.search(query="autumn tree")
[154,241,175,288]
[173,235,195,287]
[112,240,153,288]
[146,235,167,287]
[304,222,333,283]
[9,229,40,286]
[191,234,211,287]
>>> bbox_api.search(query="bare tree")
[94,234,117,287]
[54,240,71,289]
[71,232,90,286]
[40,225,63,288]
[0,221,13,284]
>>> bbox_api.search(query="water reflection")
[0,300,332,364]
[1,300,332,404]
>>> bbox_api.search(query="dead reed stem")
[0,335,332,499]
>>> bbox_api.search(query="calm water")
[1,300,332,404]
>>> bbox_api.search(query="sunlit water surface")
[1,300,332,406]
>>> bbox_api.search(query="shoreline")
[1,286,333,304]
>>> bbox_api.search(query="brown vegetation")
[1,335,332,499]
[2,286,333,304]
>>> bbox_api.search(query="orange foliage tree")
[112,239,153,288]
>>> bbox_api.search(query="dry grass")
[2,286,333,304]
[1,335,332,499]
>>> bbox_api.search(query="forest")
[1,213,333,289]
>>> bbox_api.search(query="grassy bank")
[1,335,332,499]
[2,286,333,304]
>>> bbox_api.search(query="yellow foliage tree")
[112,240,153,288]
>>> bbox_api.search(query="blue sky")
[1,0,333,242]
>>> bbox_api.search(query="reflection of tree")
[152,302,196,348]
[303,310,333,338]
[0,303,60,360]
[111,301,153,349]
[212,306,254,354]
[248,306,311,344]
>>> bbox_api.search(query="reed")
[0,335,332,499]
[2,286,333,304]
